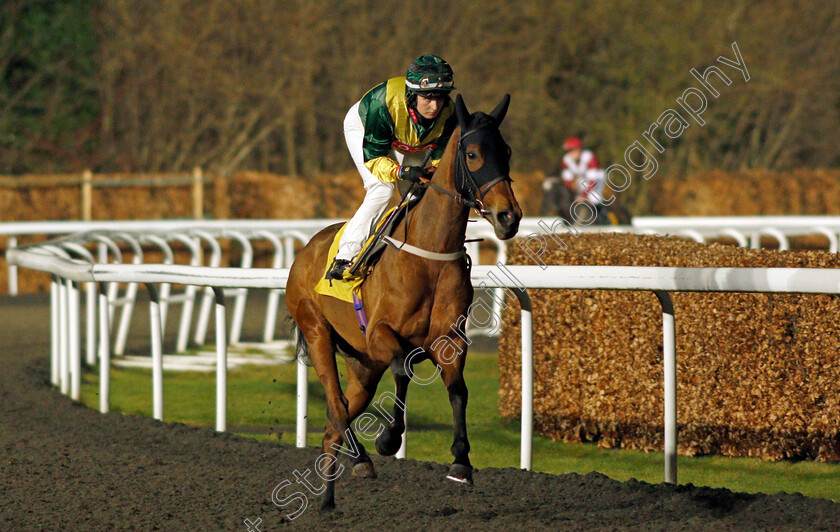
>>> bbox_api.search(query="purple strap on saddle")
[352,293,368,336]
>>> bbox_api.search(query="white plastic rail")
[8,216,840,295]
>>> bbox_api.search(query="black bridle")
[423,127,511,215]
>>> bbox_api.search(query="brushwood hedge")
[498,233,840,461]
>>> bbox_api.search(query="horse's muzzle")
[493,209,521,240]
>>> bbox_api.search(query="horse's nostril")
[498,211,513,225]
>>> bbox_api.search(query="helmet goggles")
[405,73,455,92]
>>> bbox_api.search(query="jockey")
[327,54,458,280]
[560,137,607,208]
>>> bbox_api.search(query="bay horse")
[285,93,522,511]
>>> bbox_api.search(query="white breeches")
[562,169,606,205]
[336,101,426,261]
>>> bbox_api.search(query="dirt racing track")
[2,293,840,530]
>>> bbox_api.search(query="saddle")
[314,182,425,304]
[347,182,424,278]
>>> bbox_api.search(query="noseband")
[424,127,511,214]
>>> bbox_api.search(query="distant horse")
[286,94,522,511]
[541,177,632,225]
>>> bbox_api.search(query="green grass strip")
[81,351,840,502]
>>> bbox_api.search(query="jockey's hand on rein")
[398,165,433,183]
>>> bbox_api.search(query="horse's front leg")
[366,323,411,456]
[296,301,373,512]
[435,340,473,485]
[441,368,472,484]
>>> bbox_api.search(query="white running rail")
[6,216,840,296]
[6,216,840,344]
[10,231,840,485]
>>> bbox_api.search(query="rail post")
[58,278,70,395]
[8,236,18,295]
[397,404,407,459]
[81,170,93,221]
[50,276,60,385]
[654,290,677,484]
[296,325,308,448]
[192,167,204,220]
[213,287,227,432]
[516,288,534,471]
[98,283,111,414]
[69,279,81,400]
[147,283,164,422]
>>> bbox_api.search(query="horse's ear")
[455,94,470,129]
[489,94,511,124]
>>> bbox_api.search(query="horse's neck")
[402,133,469,255]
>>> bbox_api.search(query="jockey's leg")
[583,169,607,203]
[337,101,395,262]
[336,181,393,262]
[585,169,608,223]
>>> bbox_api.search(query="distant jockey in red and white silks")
[560,136,607,206]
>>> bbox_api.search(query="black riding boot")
[326,259,351,280]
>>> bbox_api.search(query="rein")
[385,125,508,262]
[383,179,466,262]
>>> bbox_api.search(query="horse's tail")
[289,319,313,367]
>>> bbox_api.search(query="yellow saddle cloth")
[314,224,365,303]
[314,203,405,303]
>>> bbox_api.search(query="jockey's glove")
[397,165,432,183]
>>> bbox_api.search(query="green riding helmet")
[405,55,455,102]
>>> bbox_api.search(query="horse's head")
[453,94,522,240]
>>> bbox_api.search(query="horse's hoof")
[446,463,474,485]
[319,499,336,513]
[352,461,377,478]
[375,430,402,456]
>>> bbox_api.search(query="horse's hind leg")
[374,370,409,457]
[296,300,372,512]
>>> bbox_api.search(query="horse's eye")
[467,151,477,160]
